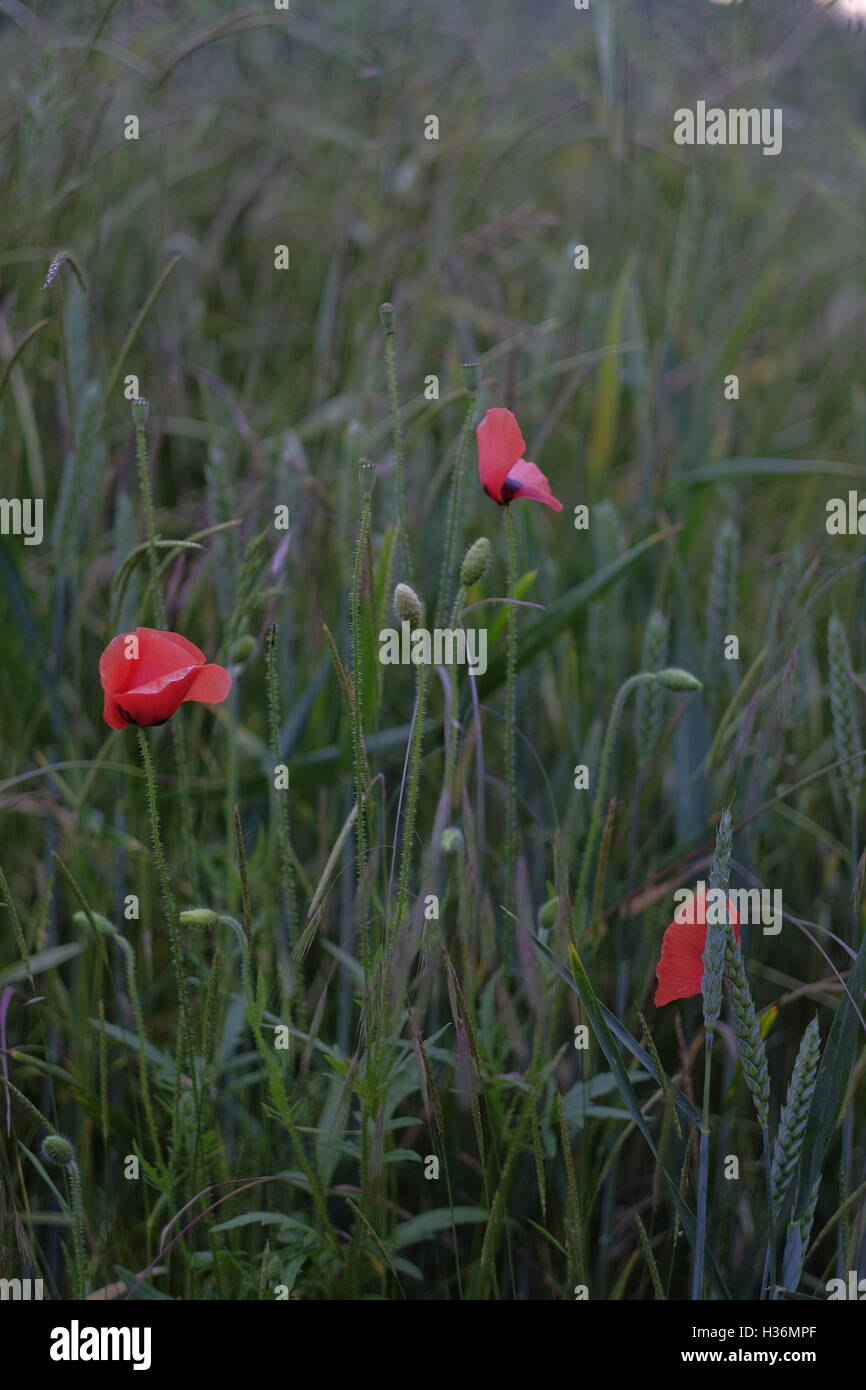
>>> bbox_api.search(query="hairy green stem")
[350,490,372,978]
[389,663,427,970]
[136,727,197,1126]
[435,389,477,627]
[692,1037,713,1300]
[115,934,164,1175]
[266,623,299,945]
[68,1161,87,1299]
[504,506,519,922]
[383,320,411,582]
[134,414,197,890]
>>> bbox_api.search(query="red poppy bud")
[99,627,232,730]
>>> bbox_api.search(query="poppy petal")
[504,458,564,512]
[116,667,199,725]
[129,630,204,687]
[102,692,130,730]
[183,663,233,706]
[654,888,742,1007]
[152,628,207,666]
[476,407,526,500]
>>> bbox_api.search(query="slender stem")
[266,623,298,945]
[384,324,411,582]
[435,390,477,627]
[692,1033,713,1300]
[54,278,76,451]
[762,1125,777,1298]
[116,934,164,1175]
[136,727,197,1123]
[389,663,427,971]
[504,506,518,921]
[68,1161,87,1299]
[572,672,655,936]
[134,415,197,890]
[440,584,467,815]
[350,492,372,972]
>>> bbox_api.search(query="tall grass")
[1,0,865,1301]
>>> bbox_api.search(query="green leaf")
[587,254,635,481]
[531,934,704,1130]
[210,1212,307,1234]
[89,1019,177,1079]
[0,943,84,985]
[392,1206,489,1250]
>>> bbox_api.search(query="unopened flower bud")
[394,582,424,629]
[230,634,255,665]
[460,537,491,587]
[461,362,480,393]
[358,459,377,496]
[41,1135,75,1167]
[73,910,116,939]
[179,907,220,928]
[654,667,702,692]
[441,826,464,856]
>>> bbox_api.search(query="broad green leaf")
[392,1206,489,1250]
[0,943,84,985]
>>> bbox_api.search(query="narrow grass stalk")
[504,505,519,921]
[265,623,298,945]
[350,464,374,936]
[435,363,479,627]
[133,402,197,890]
[136,727,197,1126]
[390,665,427,960]
[693,808,732,1299]
[380,304,411,582]
[114,933,165,1175]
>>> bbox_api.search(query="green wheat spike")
[724,925,770,1131]
[770,1017,821,1217]
[827,613,863,806]
[703,516,739,684]
[702,808,732,1034]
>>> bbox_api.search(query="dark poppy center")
[500,475,521,503]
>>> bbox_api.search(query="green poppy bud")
[358,459,377,496]
[41,1135,75,1167]
[394,582,424,629]
[230,634,256,665]
[461,362,480,393]
[460,537,491,587]
[73,910,116,939]
[441,826,465,856]
[179,907,221,928]
[654,667,702,692]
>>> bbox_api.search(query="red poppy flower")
[99,627,231,730]
[476,407,563,512]
[653,885,742,1007]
